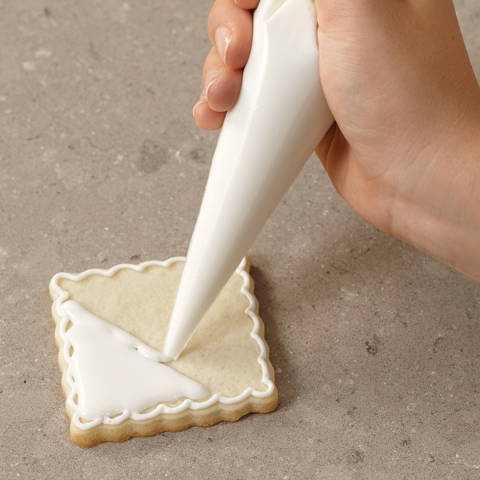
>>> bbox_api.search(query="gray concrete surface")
[1,1,480,478]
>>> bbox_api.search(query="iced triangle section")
[60,300,209,420]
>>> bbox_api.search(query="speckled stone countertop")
[1,1,479,478]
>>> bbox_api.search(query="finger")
[202,47,243,112]
[234,0,260,9]
[193,89,227,131]
[208,0,254,69]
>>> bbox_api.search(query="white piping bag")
[162,0,334,360]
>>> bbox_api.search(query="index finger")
[208,0,255,70]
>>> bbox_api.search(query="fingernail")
[193,94,207,117]
[215,26,232,65]
[204,70,219,101]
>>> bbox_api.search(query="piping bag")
[162,0,334,361]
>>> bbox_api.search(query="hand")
[194,0,480,282]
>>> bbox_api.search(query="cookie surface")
[49,257,278,447]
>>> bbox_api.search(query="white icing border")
[51,257,275,430]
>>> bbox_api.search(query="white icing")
[61,300,209,421]
[50,257,275,430]
[163,0,334,360]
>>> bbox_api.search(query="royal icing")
[50,257,275,431]
[61,300,209,421]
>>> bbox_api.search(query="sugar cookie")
[49,257,278,447]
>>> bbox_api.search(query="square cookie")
[49,257,278,447]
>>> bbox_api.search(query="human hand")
[194,0,480,281]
